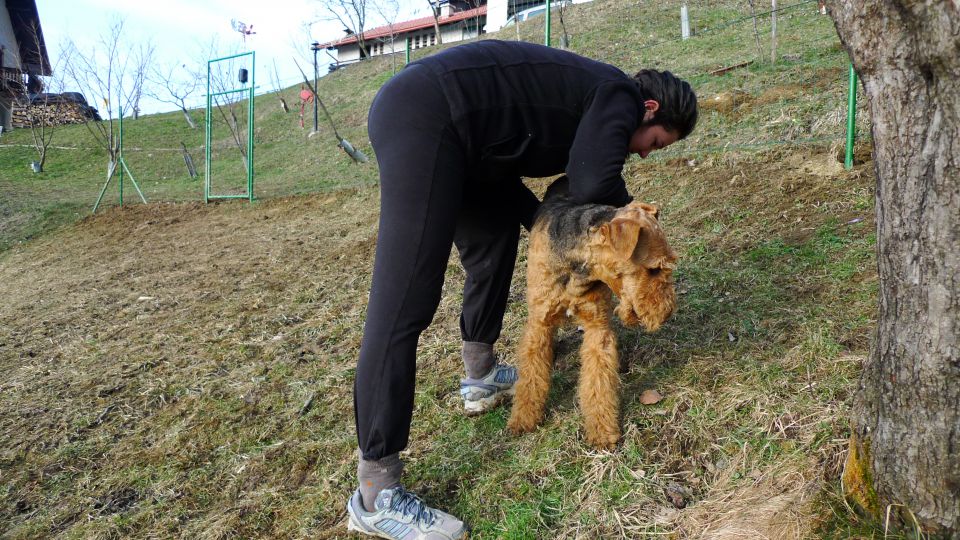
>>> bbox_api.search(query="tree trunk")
[429,1,443,45]
[826,1,959,535]
[180,107,197,129]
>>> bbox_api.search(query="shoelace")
[493,366,517,384]
[389,487,436,526]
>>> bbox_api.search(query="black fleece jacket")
[412,40,643,207]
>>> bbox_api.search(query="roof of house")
[6,0,51,75]
[319,5,487,49]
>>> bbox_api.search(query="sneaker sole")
[463,386,516,416]
[347,517,392,539]
[348,515,470,539]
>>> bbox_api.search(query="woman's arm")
[565,82,640,207]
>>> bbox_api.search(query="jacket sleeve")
[565,81,639,207]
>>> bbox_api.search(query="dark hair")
[632,69,698,139]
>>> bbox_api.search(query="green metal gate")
[205,51,255,203]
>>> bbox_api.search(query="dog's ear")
[600,217,645,259]
[637,203,659,220]
[625,201,660,220]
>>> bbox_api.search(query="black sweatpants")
[355,64,539,460]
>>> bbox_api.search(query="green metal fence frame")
[205,51,256,203]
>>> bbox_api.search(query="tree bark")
[180,106,197,130]
[826,1,959,535]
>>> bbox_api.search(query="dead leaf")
[664,482,690,509]
[639,389,663,405]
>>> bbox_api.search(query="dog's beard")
[614,281,676,332]
[615,297,641,326]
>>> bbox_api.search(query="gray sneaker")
[460,363,517,415]
[347,486,467,539]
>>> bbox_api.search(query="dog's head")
[589,202,677,331]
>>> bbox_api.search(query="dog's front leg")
[508,308,560,435]
[576,299,621,449]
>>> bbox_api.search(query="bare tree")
[511,0,521,41]
[427,0,444,45]
[14,22,63,172]
[62,18,153,167]
[555,1,570,48]
[826,1,959,535]
[747,0,764,63]
[463,0,485,41]
[316,0,370,59]
[269,61,290,113]
[146,62,201,129]
[371,0,401,74]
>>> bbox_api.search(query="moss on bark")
[842,432,882,518]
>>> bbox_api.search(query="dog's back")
[534,177,617,265]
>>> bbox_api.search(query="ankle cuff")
[358,452,403,476]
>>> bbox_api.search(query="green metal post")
[248,51,255,202]
[405,37,410,64]
[313,44,319,134]
[545,0,552,46]
[118,106,123,206]
[205,59,212,203]
[845,62,858,170]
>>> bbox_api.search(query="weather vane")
[230,19,257,44]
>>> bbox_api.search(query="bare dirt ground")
[0,145,877,538]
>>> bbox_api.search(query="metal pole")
[249,51,255,201]
[845,63,858,170]
[544,0,551,46]
[312,45,319,134]
[405,36,410,64]
[118,105,123,206]
[770,0,778,64]
[205,59,212,203]
[681,5,690,40]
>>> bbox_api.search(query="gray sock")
[357,453,404,512]
[462,341,496,379]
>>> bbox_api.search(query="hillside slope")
[1,0,863,251]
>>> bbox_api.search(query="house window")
[429,33,436,46]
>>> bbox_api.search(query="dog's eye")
[647,267,662,277]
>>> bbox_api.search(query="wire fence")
[626,0,865,158]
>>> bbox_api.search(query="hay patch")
[675,462,820,539]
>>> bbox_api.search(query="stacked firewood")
[12,102,101,127]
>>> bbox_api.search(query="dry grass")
[0,143,878,537]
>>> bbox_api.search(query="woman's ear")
[642,99,660,123]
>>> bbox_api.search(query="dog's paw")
[507,413,540,435]
[585,427,620,450]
